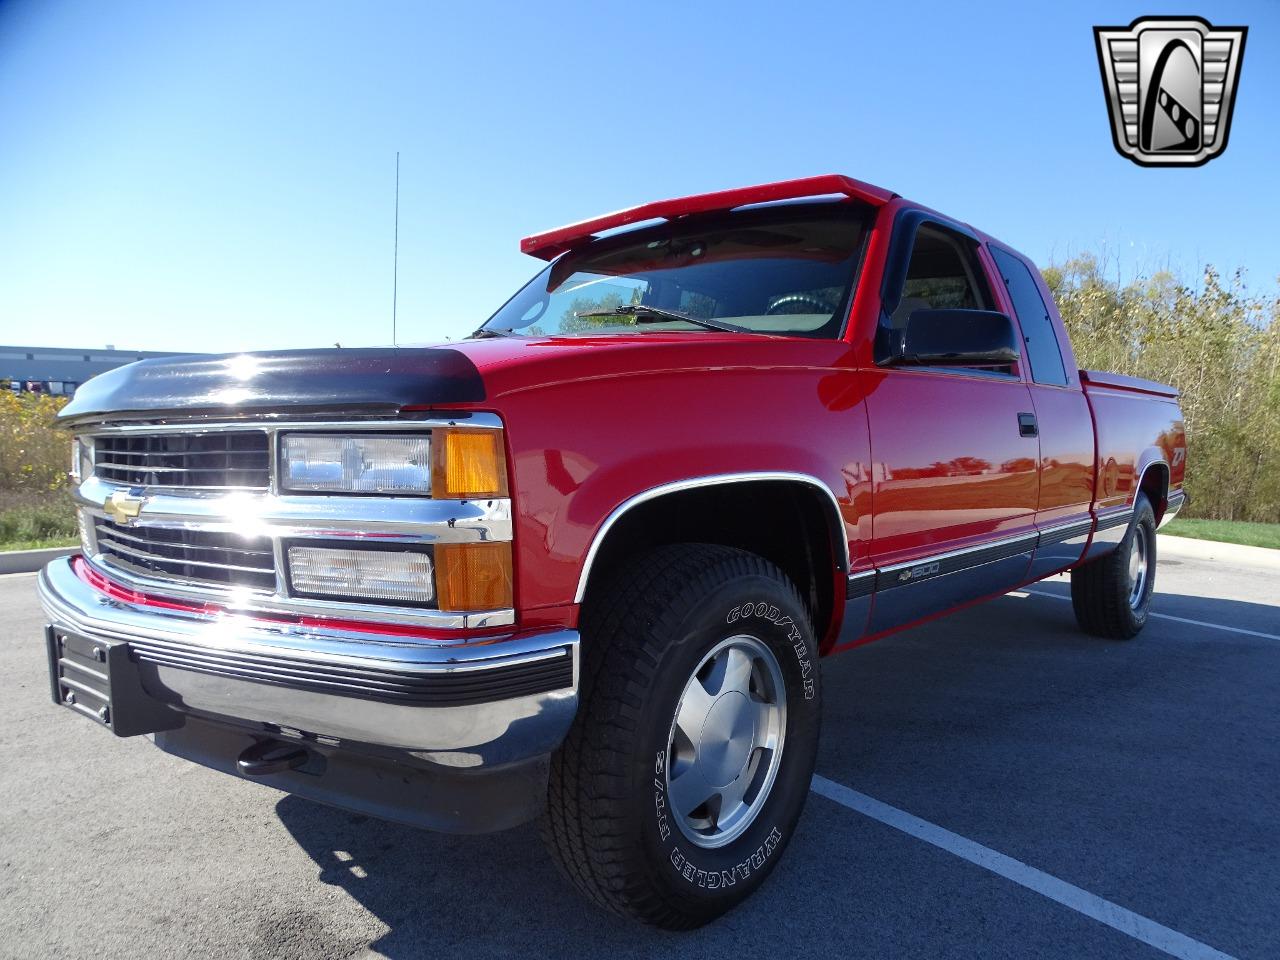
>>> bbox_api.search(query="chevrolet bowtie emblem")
[1094,16,1247,167]
[103,491,146,525]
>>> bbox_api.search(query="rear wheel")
[543,543,821,929]
[1071,493,1157,639]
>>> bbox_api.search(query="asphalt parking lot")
[1,535,1276,960]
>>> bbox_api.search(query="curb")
[0,547,76,575]
[1158,533,1280,571]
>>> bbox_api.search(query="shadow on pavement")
[274,793,837,959]
[1025,578,1280,636]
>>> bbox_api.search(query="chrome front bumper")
[38,557,579,767]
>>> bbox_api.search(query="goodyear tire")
[1071,492,1158,640]
[543,543,821,929]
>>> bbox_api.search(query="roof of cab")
[519,174,899,261]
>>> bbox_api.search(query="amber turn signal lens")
[431,428,508,498]
[434,541,513,611]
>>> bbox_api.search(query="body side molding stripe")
[846,569,877,600]
[1095,508,1134,532]
[874,531,1038,594]
[1037,518,1096,547]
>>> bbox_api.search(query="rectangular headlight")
[288,545,435,605]
[281,434,430,495]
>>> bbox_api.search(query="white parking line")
[1010,589,1280,642]
[810,775,1239,960]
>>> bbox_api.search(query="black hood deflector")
[58,348,485,425]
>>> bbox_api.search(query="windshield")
[480,201,870,339]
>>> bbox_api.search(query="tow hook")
[237,739,311,777]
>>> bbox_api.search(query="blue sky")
[1,0,1275,354]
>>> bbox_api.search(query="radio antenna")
[392,151,400,347]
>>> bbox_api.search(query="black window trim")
[878,207,980,322]
[876,207,1013,374]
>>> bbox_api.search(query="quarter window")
[990,247,1068,386]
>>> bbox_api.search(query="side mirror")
[888,309,1020,367]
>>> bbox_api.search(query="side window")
[878,223,996,367]
[990,247,1068,386]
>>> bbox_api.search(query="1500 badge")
[898,561,940,583]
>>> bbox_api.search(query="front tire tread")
[543,543,810,929]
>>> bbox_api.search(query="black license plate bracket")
[45,627,183,737]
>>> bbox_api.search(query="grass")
[2,536,78,552]
[0,489,78,553]
[1162,517,1280,550]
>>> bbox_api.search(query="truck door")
[988,244,1095,579]
[864,218,1039,635]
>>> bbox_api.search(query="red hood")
[56,333,852,425]
[444,333,851,400]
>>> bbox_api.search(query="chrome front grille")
[94,518,276,592]
[73,414,515,630]
[93,432,270,490]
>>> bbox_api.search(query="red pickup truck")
[41,175,1186,929]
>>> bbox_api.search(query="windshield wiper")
[574,304,752,334]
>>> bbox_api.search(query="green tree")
[1045,256,1280,522]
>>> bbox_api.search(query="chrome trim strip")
[92,521,271,556]
[573,472,851,604]
[96,538,273,576]
[75,477,512,543]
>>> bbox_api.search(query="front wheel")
[1071,492,1157,639]
[543,544,821,929]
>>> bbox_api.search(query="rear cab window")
[989,247,1069,387]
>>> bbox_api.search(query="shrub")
[0,392,70,492]
[0,494,78,544]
